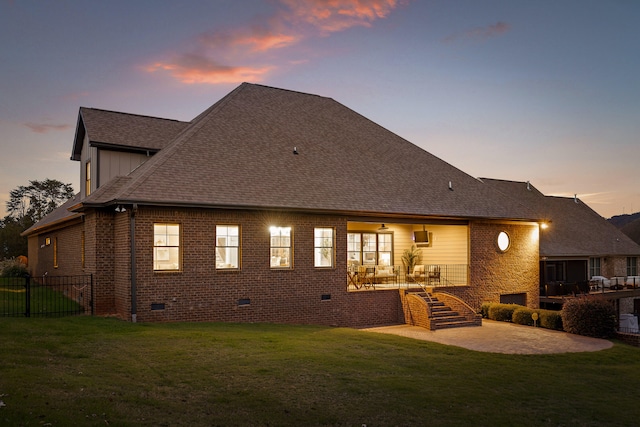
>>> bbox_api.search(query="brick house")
[483,178,640,316]
[23,83,542,326]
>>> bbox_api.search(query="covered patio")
[345,221,469,291]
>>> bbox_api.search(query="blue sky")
[1,0,638,219]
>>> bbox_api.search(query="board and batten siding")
[98,150,150,187]
[346,222,469,267]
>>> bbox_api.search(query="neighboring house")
[24,83,543,326]
[482,178,640,314]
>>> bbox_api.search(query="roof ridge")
[109,83,249,199]
[244,82,333,100]
[79,106,187,124]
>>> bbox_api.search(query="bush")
[512,307,535,326]
[539,309,563,331]
[480,302,491,318]
[487,303,519,322]
[1,258,29,277]
[561,297,616,338]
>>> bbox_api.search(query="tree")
[0,179,74,260]
[6,179,74,225]
[0,216,28,260]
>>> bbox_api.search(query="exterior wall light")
[497,231,510,252]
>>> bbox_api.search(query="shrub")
[480,302,491,318]
[539,309,563,331]
[512,307,535,326]
[1,258,29,277]
[561,297,616,338]
[487,303,519,322]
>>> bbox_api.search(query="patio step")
[410,291,480,330]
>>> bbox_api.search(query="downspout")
[130,204,138,323]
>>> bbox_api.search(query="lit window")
[377,233,392,266]
[216,225,240,269]
[53,237,58,268]
[314,227,334,268]
[347,233,362,267]
[85,161,91,196]
[270,226,292,268]
[81,231,85,269]
[154,224,180,271]
[362,233,377,265]
[348,232,393,266]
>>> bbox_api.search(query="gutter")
[130,204,138,322]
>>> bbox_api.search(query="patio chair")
[375,265,397,284]
[625,276,640,289]
[357,265,375,289]
[428,265,441,286]
[590,276,610,291]
[408,265,426,284]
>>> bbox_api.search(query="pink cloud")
[199,25,300,53]
[281,0,402,33]
[444,21,511,43]
[24,122,72,134]
[146,53,273,84]
[144,0,405,85]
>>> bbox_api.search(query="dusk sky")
[1,0,638,219]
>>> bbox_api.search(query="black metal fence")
[0,274,93,317]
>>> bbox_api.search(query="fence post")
[90,274,94,316]
[24,274,31,318]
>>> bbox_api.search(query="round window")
[497,231,510,252]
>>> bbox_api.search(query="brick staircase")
[411,291,481,330]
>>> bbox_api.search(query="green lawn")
[1,277,83,317]
[0,317,639,426]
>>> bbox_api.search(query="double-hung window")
[589,257,601,278]
[628,257,638,276]
[53,237,58,269]
[85,161,91,196]
[314,227,334,268]
[348,232,393,266]
[216,225,240,269]
[270,226,292,268]
[154,223,181,271]
[347,233,362,267]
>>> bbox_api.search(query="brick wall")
[27,220,83,277]
[399,292,433,329]
[125,207,403,326]
[85,211,117,316]
[602,256,635,278]
[444,221,539,310]
[29,207,540,326]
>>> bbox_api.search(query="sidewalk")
[363,320,613,354]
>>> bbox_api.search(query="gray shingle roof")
[21,193,82,236]
[71,108,189,160]
[482,178,640,257]
[79,83,537,220]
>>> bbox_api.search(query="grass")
[1,277,83,316]
[1,317,639,426]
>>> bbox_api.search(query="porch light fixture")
[497,231,510,252]
[378,224,389,231]
[115,205,126,213]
